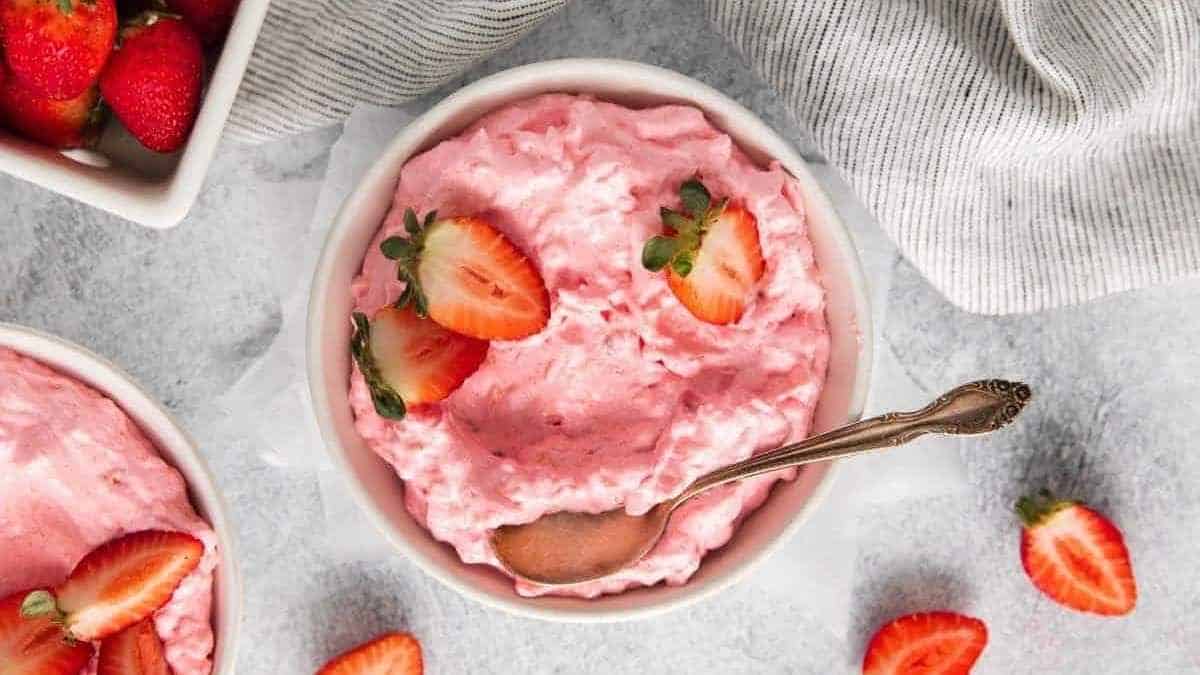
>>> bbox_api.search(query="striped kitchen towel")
[229,0,1200,314]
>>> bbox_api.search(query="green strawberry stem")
[1015,490,1075,527]
[640,177,728,278]
[380,207,436,317]
[20,590,65,624]
[350,312,406,420]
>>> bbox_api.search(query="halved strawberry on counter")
[380,208,551,341]
[642,177,765,325]
[0,590,94,675]
[351,306,489,421]
[317,632,423,675]
[862,611,988,675]
[100,14,204,153]
[0,0,117,100]
[98,618,170,675]
[0,76,103,148]
[21,530,204,642]
[1017,491,1137,615]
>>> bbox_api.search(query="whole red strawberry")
[0,0,117,100]
[0,72,102,147]
[100,14,202,153]
[166,0,236,45]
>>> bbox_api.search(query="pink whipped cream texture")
[349,93,830,598]
[0,348,218,674]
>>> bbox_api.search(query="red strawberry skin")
[98,618,170,675]
[54,529,204,641]
[1018,495,1137,615]
[100,16,203,153]
[0,73,101,147]
[0,590,95,675]
[317,632,424,675]
[862,611,987,675]
[0,0,117,100]
[166,0,237,45]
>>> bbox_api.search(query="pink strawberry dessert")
[348,93,829,598]
[0,348,219,673]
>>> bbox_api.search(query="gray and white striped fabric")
[229,0,1200,314]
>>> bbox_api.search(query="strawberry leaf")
[56,0,74,14]
[642,236,679,271]
[382,207,439,316]
[671,251,694,277]
[679,178,711,216]
[660,207,691,232]
[380,236,413,260]
[403,208,422,236]
[350,312,407,420]
[20,590,64,623]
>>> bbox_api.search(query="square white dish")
[0,0,271,228]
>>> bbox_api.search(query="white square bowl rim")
[0,322,241,672]
[306,58,874,622]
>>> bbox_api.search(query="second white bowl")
[0,323,241,671]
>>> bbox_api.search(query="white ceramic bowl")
[0,0,271,228]
[0,323,241,671]
[307,59,873,621]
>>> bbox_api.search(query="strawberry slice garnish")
[317,632,423,675]
[0,589,94,675]
[862,611,987,675]
[97,618,170,675]
[21,530,204,642]
[380,209,550,341]
[642,178,765,325]
[1017,491,1137,615]
[350,305,489,420]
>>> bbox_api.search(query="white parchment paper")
[215,102,968,637]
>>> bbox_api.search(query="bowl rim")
[0,322,242,671]
[306,58,873,622]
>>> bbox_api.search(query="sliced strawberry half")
[317,632,423,675]
[1017,492,1137,615]
[380,209,550,341]
[0,589,94,675]
[350,305,489,420]
[97,618,170,675]
[642,178,765,325]
[21,530,204,642]
[862,611,987,675]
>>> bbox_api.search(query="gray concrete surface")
[2,1,1197,672]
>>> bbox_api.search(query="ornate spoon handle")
[675,380,1032,504]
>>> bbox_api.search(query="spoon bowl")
[491,379,1032,586]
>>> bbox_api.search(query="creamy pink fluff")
[0,348,218,674]
[349,93,829,598]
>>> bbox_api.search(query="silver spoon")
[490,379,1032,586]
